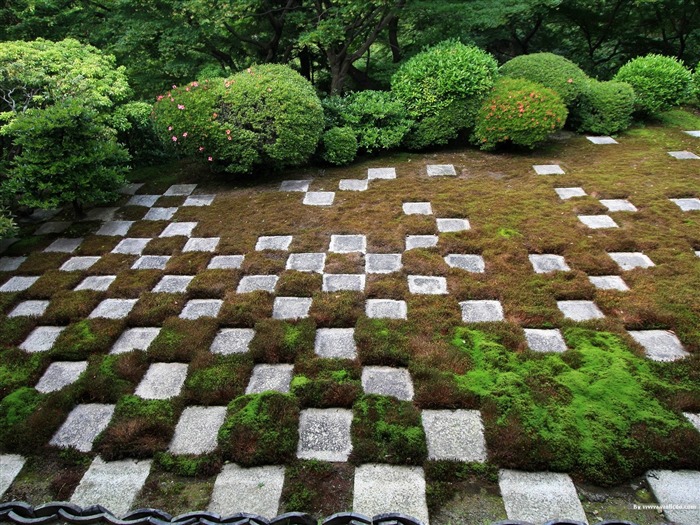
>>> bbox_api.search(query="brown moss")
[219,291,273,327]
[128,293,185,326]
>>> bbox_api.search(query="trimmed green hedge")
[571,80,635,135]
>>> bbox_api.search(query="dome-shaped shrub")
[321,127,358,165]
[571,79,635,135]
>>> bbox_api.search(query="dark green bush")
[472,77,567,150]
[692,63,700,104]
[403,99,480,150]
[613,54,693,115]
[571,79,635,135]
[113,101,167,164]
[321,127,358,165]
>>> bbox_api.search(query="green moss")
[183,355,253,405]
[0,387,43,438]
[0,348,46,398]
[291,358,362,408]
[114,395,176,425]
[249,319,315,363]
[51,319,123,360]
[155,452,222,477]
[355,317,411,366]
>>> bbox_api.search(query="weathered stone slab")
[1,276,39,292]
[361,366,414,400]
[628,330,689,361]
[183,194,215,206]
[45,238,82,253]
[367,167,396,180]
[97,221,134,236]
[437,218,470,232]
[127,195,159,207]
[143,207,177,221]
[159,222,197,238]
[600,199,637,212]
[169,406,227,455]
[314,328,357,359]
[135,362,188,399]
[524,328,567,353]
[256,235,293,251]
[84,207,118,221]
[460,300,504,322]
[323,273,365,292]
[287,253,326,273]
[208,255,244,269]
[35,361,88,393]
[164,184,197,196]
[555,187,587,199]
[445,254,485,273]
[533,164,565,175]
[20,326,65,352]
[608,251,655,270]
[153,275,193,293]
[684,412,700,433]
[408,275,447,295]
[422,409,487,462]
[209,464,285,518]
[183,237,219,252]
[89,298,138,319]
[0,256,26,272]
[365,253,402,274]
[272,296,312,320]
[111,327,161,354]
[245,363,294,394]
[668,150,700,159]
[112,238,151,255]
[132,255,170,270]
[353,465,428,525]
[60,256,101,271]
[303,191,335,206]
[402,202,432,215]
[578,215,618,228]
[8,300,49,318]
[586,136,618,144]
[646,470,700,525]
[280,180,311,192]
[28,209,60,222]
[0,454,25,497]
[339,179,368,191]
[405,235,438,250]
[329,234,366,253]
[529,254,571,273]
[179,299,222,319]
[211,328,255,355]
[684,130,700,137]
[365,299,407,320]
[118,183,144,195]
[427,164,456,176]
[72,276,114,293]
[670,197,700,211]
[237,275,278,293]
[297,408,353,462]
[50,404,115,452]
[588,275,629,291]
[557,300,605,321]
[35,221,71,235]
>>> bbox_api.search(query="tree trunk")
[348,64,382,90]
[299,47,312,80]
[388,14,402,62]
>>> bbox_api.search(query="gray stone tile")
[437,218,470,232]
[245,363,294,394]
[35,361,88,393]
[89,298,138,319]
[402,202,432,215]
[460,300,504,322]
[555,187,587,199]
[367,167,396,180]
[365,299,407,320]
[600,199,637,212]
[211,328,255,355]
[405,235,438,250]
[118,183,144,195]
[578,215,618,228]
[272,296,312,320]
[339,179,368,191]
[670,197,700,211]
[588,275,629,291]
[45,237,82,253]
[0,256,26,272]
[111,327,161,354]
[20,326,65,352]
[684,130,700,137]
[60,256,101,271]
[422,409,487,462]
[683,412,700,433]
[297,408,353,462]
[314,328,357,359]
[256,235,293,251]
[183,237,219,252]
[646,470,700,525]
[0,275,39,292]
[50,404,115,452]
[445,254,485,273]
[112,238,151,255]
[365,253,402,274]
[237,275,278,293]
[70,457,151,517]
[524,328,567,353]
[361,366,414,400]
[303,191,335,206]
[183,194,215,206]
[557,300,605,321]
[35,221,71,235]
[0,238,18,254]
[696,250,700,258]
[408,275,447,295]
[209,464,285,518]
[84,207,118,221]
[586,136,618,144]
[533,164,565,175]
[286,253,326,273]
[280,180,311,192]
[329,234,366,253]
[353,465,428,525]
[153,275,193,293]
[169,406,227,455]
[427,164,456,176]
[127,194,159,207]
[132,255,170,270]
[97,221,134,236]
[164,183,197,196]
[322,273,365,292]
[8,300,49,318]
[529,254,571,273]
[0,454,25,498]
[608,252,655,270]
[668,150,700,159]
[499,469,587,523]
[628,330,689,361]
[143,207,177,221]
[179,299,222,319]
[159,222,197,238]
[208,255,244,270]
[75,275,116,291]
[135,362,188,399]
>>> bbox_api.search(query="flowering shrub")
[472,77,567,150]
[152,64,324,174]
[571,80,635,135]
[613,54,693,115]
[321,127,358,165]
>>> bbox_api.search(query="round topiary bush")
[321,126,358,165]
[571,79,635,135]
[693,63,700,104]
[613,54,693,115]
[472,77,568,150]
[499,52,589,107]
[152,64,324,174]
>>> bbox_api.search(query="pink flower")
[199,146,205,152]
[185,87,190,91]
[227,136,232,141]
[208,156,213,161]
[172,136,177,142]
[168,126,172,131]
[192,81,199,87]
[182,132,188,137]
[157,95,164,101]
[178,104,185,110]
[226,129,231,135]
[172,85,177,89]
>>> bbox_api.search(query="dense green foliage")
[321,127,358,166]
[0,387,42,447]
[571,80,635,135]
[692,63,700,104]
[614,54,693,115]
[473,77,567,150]
[113,101,167,164]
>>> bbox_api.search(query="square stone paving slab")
[0,454,25,498]
[498,469,587,523]
[578,214,618,228]
[70,457,152,518]
[169,406,227,455]
[586,136,618,144]
[600,199,638,212]
[35,361,88,393]
[628,330,689,361]
[111,327,161,354]
[153,275,193,293]
[20,326,65,352]
[280,180,311,192]
[1,275,39,292]
[287,252,326,273]
[367,167,396,180]
[60,256,101,271]
[118,182,144,195]
[437,218,470,232]
[179,299,222,319]
[555,187,587,199]
[445,254,485,273]
[135,362,188,399]
[183,237,220,252]
[588,275,629,291]
[329,234,366,253]
[339,179,368,191]
[365,253,402,274]
[0,256,26,271]
[684,412,700,433]
[668,150,700,159]
[164,183,197,196]
[112,238,151,255]
[208,255,244,269]
[132,255,171,270]
[405,235,438,250]
[127,194,159,207]
[408,275,447,295]
[159,222,197,238]
[183,194,215,206]
[256,235,293,251]
[608,251,655,270]
[209,464,285,518]
[211,328,255,355]
[460,300,504,322]
[533,164,565,175]
[353,465,428,525]
[323,273,365,292]
[427,164,456,176]
[684,130,700,137]
[402,202,433,215]
[97,221,134,236]
[8,300,49,318]
[297,408,353,462]
[365,299,407,319]
[50,403,115,452]
[646,470,700,525]
[529,254,571,273]
[422,409,487,462]
[246,363,294,394]
[303,191,335,206]
[272,296,312,320]
[143,207,177,221]
[315,328,357,359]
[237,275,278,293]
[670,197,700,211]
[557,300,605,321]
[84,207,118,221]
[361,366,414,400]
[524,328,567,353]
[44,237,82,253]
[89,298,138,319]
[35,221,71,235]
